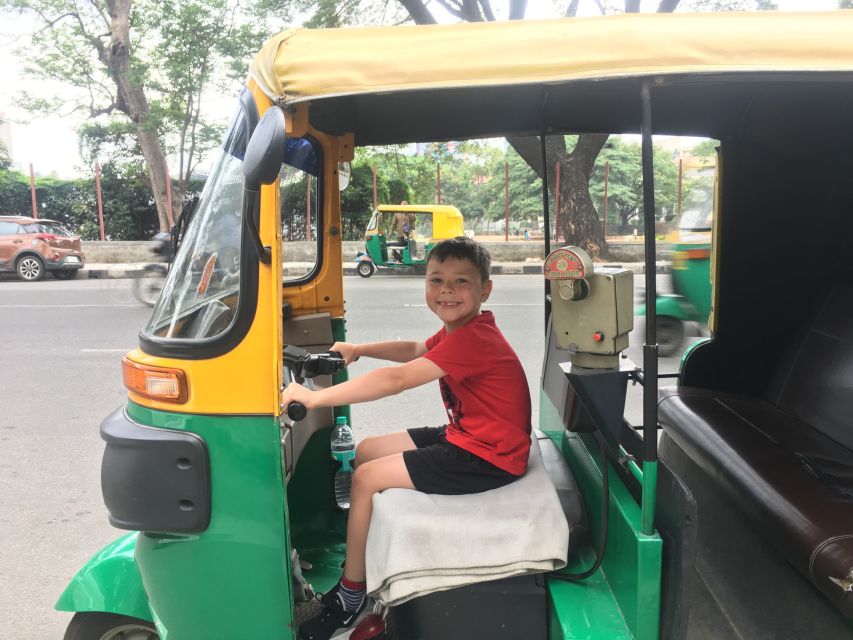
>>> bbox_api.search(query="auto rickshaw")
[355,204,464,277]
[639,205,713,356]
[57,11,853,640]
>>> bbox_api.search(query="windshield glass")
[143,105,248,341]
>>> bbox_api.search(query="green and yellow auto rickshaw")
[355,204,464,277]
[641,206,713,356]
[57,11,853,640]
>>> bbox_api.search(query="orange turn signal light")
[122,357,188,404]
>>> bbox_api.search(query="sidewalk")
[79,261,670,279]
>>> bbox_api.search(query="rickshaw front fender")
[55,532,153,623]
[636,295,691,321]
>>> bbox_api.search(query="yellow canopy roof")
[248,12,853,144]
[250,12,853,103]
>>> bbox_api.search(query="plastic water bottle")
[330,416,355,509]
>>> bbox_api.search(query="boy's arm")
[331,340,428,365]
[281,357,444,410]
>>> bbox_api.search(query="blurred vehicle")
[0,216,85,281]
[132,231,172,306]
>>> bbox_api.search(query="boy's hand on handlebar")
[281,382,315,411]
[330,342,359,366]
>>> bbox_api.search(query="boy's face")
[425,256,492,332]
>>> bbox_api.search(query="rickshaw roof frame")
[249,11,853,145]
[376,204,462,219]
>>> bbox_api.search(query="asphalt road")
[0,274,696,639]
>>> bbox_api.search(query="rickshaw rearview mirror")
[338,162,351,191]
[243,106,286,189]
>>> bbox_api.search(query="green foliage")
[589,137,680,231]
[0,167,32,214]
[340,163,389,240]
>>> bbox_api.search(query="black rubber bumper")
[100,407,211,533]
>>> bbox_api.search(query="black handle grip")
[287,402,307,421]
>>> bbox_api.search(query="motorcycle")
[132,231,172,306]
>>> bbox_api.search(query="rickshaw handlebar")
[283,346,346,422]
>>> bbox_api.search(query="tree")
[589,138,679,233]
[1,0,270,231]
[341,163,390,240]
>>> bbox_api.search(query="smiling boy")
[280,236,532,640]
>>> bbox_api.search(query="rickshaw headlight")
[122,357,188,404]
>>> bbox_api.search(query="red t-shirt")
[422,311,532,475]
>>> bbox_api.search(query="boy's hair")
[427,236,491,282]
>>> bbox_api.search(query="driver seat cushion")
[658,284,853,622]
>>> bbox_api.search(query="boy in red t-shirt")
[281,236,531,640]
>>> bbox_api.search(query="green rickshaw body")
[126,404,293,639]
[55,533,152,623]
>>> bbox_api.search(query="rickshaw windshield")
[143,105,248,341]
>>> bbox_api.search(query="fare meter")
[544,246,633,369]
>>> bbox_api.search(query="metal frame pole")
[29,163,38,219]
[640,81,659,535]
[95,162,105,241]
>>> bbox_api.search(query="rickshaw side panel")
[539,393,662,640]
[55,532,153,623]
[125,402,293,640]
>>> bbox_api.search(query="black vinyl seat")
[659,285,853,622]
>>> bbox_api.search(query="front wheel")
[357,261,375,278]
[132,265,167,306]
[16,255,44,281]
[64,612,158,640]
[656,316,685,358]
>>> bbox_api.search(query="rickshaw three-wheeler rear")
[57,11,853,640]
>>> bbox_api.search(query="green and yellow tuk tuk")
[57,11,853,640]
[356,204,464,277]
[640,207,713,356]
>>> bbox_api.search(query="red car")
[0,216,86,281]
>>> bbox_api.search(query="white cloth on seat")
[365,435,569,606]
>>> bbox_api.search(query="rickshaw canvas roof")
[249,12,853,144]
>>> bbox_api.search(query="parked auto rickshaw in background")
[56,11,853,640]
[355,204,464,277]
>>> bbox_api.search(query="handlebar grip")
[287,402,307,422]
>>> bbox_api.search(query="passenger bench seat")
[658,285,853,622]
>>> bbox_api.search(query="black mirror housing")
[243,106,286,189]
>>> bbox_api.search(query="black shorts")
[403,426,519,495]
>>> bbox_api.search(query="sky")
[0,0,843,180]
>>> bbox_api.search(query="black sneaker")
[298,586,367,640]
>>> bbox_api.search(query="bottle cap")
[336,416,347,425]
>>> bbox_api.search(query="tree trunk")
[506,133,608,259]
[105,0,173,232]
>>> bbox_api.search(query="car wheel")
[357,261,375,278]
[656,316,685,358]
[53,270,79,280]
[63,612,158,640]
[15,255,44,282]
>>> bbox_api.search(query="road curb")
[80,262,671,279]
